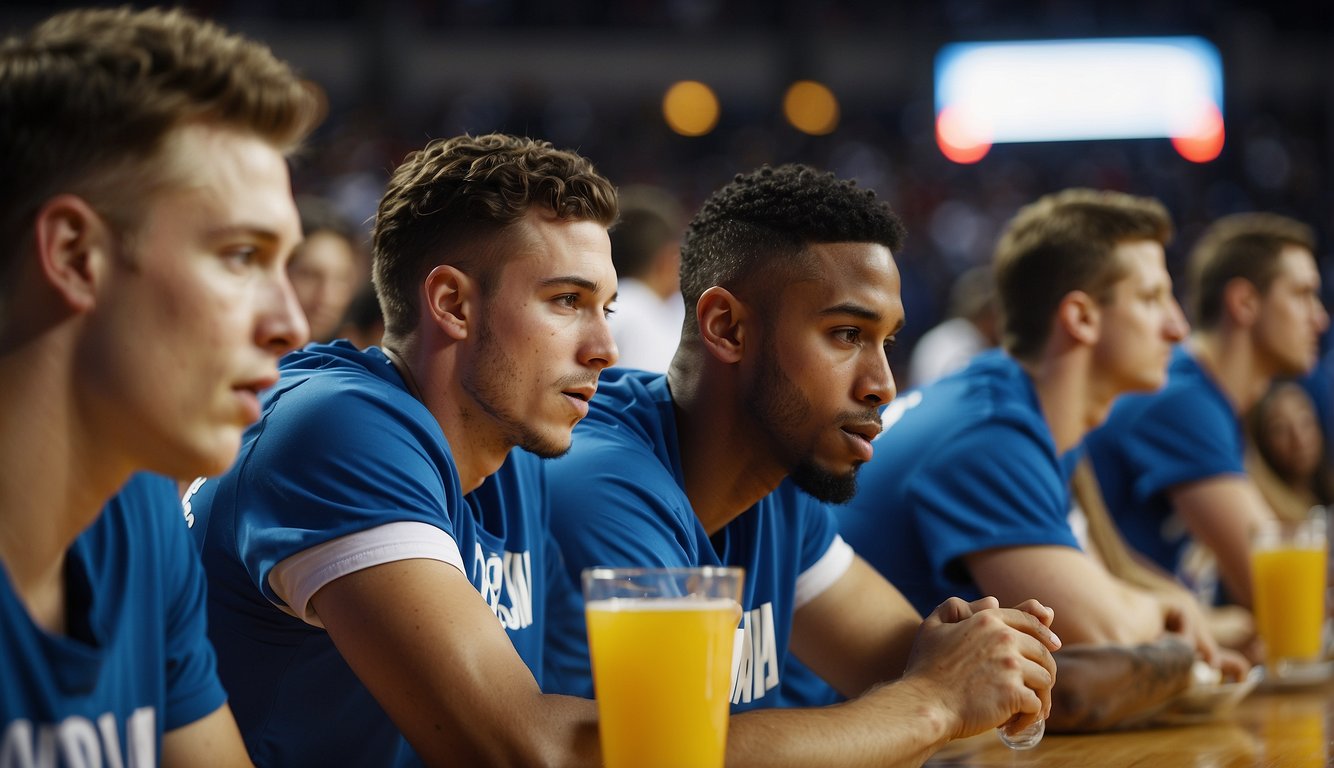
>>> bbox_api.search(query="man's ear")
[696,286,750,363]
[422,264,475,341]
[33,194,111,314]
[1055,289,1100,346]
[1222,277,1261,328]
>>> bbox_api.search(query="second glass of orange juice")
[1251,509,1328,676]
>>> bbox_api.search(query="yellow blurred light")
[783,80,839,135]
[662,81,719,137]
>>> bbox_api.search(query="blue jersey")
[1083,346,1243,583]
[1,473,226,767]
[190,342,559,768]
[542,369,852,712]
[1300,348,1334,460]
[838,351,1080,617]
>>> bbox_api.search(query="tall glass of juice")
[1251,509,1328,678]
[583,566,743,768]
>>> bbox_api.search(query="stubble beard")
[463,317,571,460]
[748,336,860,504]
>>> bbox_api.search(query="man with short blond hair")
[838,189,1238,730]
[1,7,321,765]
[1086,212,1329,608]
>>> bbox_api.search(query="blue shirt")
[1,473,226,766]
[838,351,1080,617]
[1083,346,1243,585]
[1300,347,1334,460]
[191,342,560,768]
[542,369,852,712]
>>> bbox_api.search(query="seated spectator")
[544,163,1065,761]
[1084,213,1329,607]
[837,189,1245,731]
[1,6,319,762]
[907,265,1000,388]
[288,194,366,342]
[1247,379,1333,520]
[606,184,687,372]
[191,133,620,766]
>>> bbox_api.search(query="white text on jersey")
[730,602,780,704]
[473,544,534,631]
[1,708,154,768]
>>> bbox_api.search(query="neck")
[382,339,507,494]
[0,342,133,631]
[1018,349,1112,455]
[1189,331,1270,414]
[668,345,784,535]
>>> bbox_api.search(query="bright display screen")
[934,36,1224,162]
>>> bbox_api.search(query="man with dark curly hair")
[188,133,622,766]
[543,164,1062,764]
[1,6,319,765]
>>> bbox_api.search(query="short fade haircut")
[680,164,905,336]
[371,133,618,340]
[0,6,323,283]
[1188,212,1316,329]
[994,189,1173,361]
[609,185,684,280]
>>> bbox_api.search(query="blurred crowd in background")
[3,0,1330,375]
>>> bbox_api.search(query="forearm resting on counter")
[1047,637,1194,732]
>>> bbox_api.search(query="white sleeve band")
[793,534,854,608]
[269,520,465,627]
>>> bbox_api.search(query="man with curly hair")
[543,164,1062,764]
[1,6,320,765]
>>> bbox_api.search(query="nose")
[1164,296,1190,342]
[857,347,897,406]
[258,269,311,356]
[580,312,619,371]
[1314,299,1330,334]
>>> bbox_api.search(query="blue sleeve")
[908,423,1076,586]
[1301,352,1334,446]
[232,381,459,607]
[1121,386,1243,505]
[146,475,228,731]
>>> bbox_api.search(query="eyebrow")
[820,302,905,334]
[541,275,604,293]
[820,302,880,321]
[203,226,284,245]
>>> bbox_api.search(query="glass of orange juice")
[583,566,743,768]
[1251,509,1328,677]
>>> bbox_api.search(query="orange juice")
[1251,546,1327,664]
[587,597,741,768]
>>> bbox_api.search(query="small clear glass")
[997,716,1045,750]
